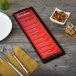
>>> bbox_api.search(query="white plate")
[0,12,12,41]
[50,8,70,25]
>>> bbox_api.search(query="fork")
[0,49,24,76]
[2,47,29,74]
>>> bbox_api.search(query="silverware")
[0,48,24,76]
[1,47,29,74]
[9,49,29,74]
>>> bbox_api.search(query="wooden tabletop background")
[0,0,76,76]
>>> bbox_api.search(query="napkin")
[0,46,39,76]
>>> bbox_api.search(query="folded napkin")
[0,46,39,76]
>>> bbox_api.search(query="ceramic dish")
[50,8,70,25]
[0,12,12,41]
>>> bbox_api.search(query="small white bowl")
[50,8,70,25]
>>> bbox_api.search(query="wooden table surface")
[0,0,76,76]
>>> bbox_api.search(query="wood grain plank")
[0,0,76,76]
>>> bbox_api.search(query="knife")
[0,52,24,76]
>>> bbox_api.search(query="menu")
[13,7,65,63]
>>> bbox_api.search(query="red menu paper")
[13,7,65,63]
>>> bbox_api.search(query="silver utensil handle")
[8,62,24,76]
[14,55,29,73]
